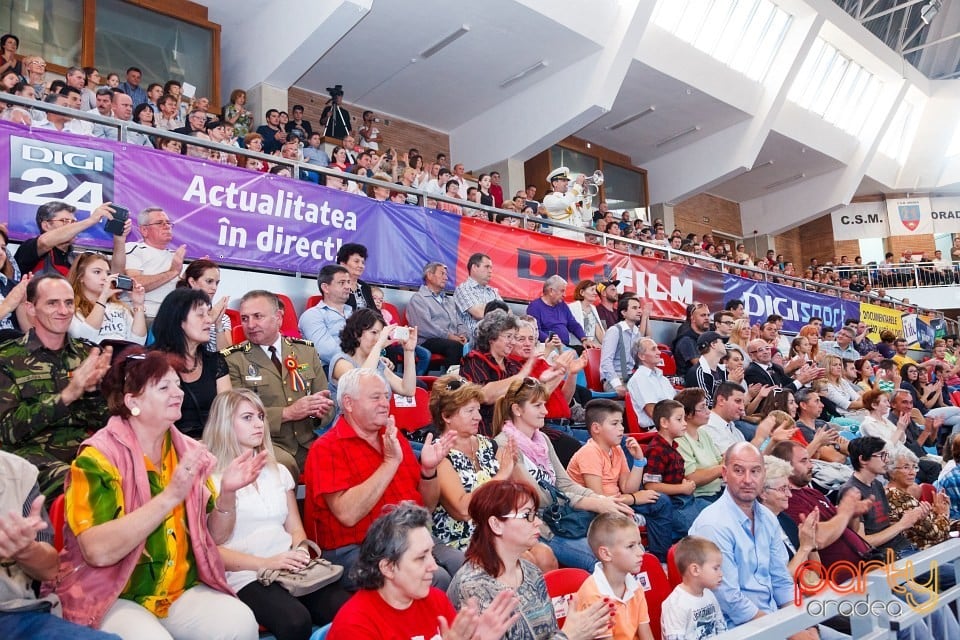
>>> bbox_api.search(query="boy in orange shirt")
[575,512,655,640]
[567,399,677,561]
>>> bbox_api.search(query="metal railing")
[2,93,956,335]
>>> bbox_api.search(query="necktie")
[268,346,283,374]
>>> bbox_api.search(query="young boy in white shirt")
[661,535,727,640]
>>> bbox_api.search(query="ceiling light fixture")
[606,106,656,131]
[655,126,701,148]
[419,25,470,59]
[921,0,942,24]
[764,173,806,190]
[499,60,549,89]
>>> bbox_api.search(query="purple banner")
[0,121,460,288]
[723,275,860,333]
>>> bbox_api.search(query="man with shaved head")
[690,443,813,636]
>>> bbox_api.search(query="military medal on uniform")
[284,355,307,391]
[244,363,262,383]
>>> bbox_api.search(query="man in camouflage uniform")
[222,290,334,477]
[0,274,112,496]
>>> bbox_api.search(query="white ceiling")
[294,0,601,131]
[707,131,845,202]
[197,0,960,217]
[575,60,752,165]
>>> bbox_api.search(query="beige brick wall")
[286,87,450,167]
[774,227,802,264]
[673,193,743,239]
[886,234,937,258]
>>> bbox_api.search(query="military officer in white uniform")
[541,166,589,242]
[222,290,334,477]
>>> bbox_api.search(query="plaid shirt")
[303,416,422,549]
[642,433,686,486]
[936,467,960,521]
[453,278,501,339]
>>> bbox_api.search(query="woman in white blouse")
[204,389,348,640]
[566,280,605,342]
[67,252,146,344]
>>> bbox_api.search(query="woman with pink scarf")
[492,378,634,570]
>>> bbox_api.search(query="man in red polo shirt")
[303,367,461,588]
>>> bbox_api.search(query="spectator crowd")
[3,28,960,640]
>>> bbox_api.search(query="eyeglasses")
[47,217,77,226]
[765,484,792,495]
[521,377,540,388]
[443,377,468,392]
[501,510,538,523]
[142,221,174,228]
[719,320,735,326]
[871,451,889,461]
[895,465,919,471]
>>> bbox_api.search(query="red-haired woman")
[447,480,612,639]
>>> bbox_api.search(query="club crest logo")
[898,204,921,231]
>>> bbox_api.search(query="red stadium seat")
[49,494,65,551]
[306,294,323,310]
[544,568,590,626]
[224,308,245,344]
[583,348,618,399]
[920,482,937,504]
[657,345,677,376]
[638,552,672,640]
[389,387,432,433]
[951,390,960,408]
[380,301,401,325]
[666,543,682,588]
[625,392,641,434]
[275,293,302,338]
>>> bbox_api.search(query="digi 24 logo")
[8,136,114,217]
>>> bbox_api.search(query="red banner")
[456,219,725,320]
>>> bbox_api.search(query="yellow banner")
[859,302,903,343]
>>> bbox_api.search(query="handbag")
[537,478,595,539]
[257,540,343,597]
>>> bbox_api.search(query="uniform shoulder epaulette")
[221,341,252,356]
[284,336,315,347]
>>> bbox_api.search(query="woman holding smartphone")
[67,252,147,345]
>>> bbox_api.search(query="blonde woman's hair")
[203,389,276,473]
[818,354,842,380]
[729,318,751,347]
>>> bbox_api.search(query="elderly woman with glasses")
[759,456,821,588]
[885,445,951,550]
[447,480,613,640]
[461,310,557,435]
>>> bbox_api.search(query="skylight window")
[787,38,881,139]
[878,100,920,165]
[653,0,792,84]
